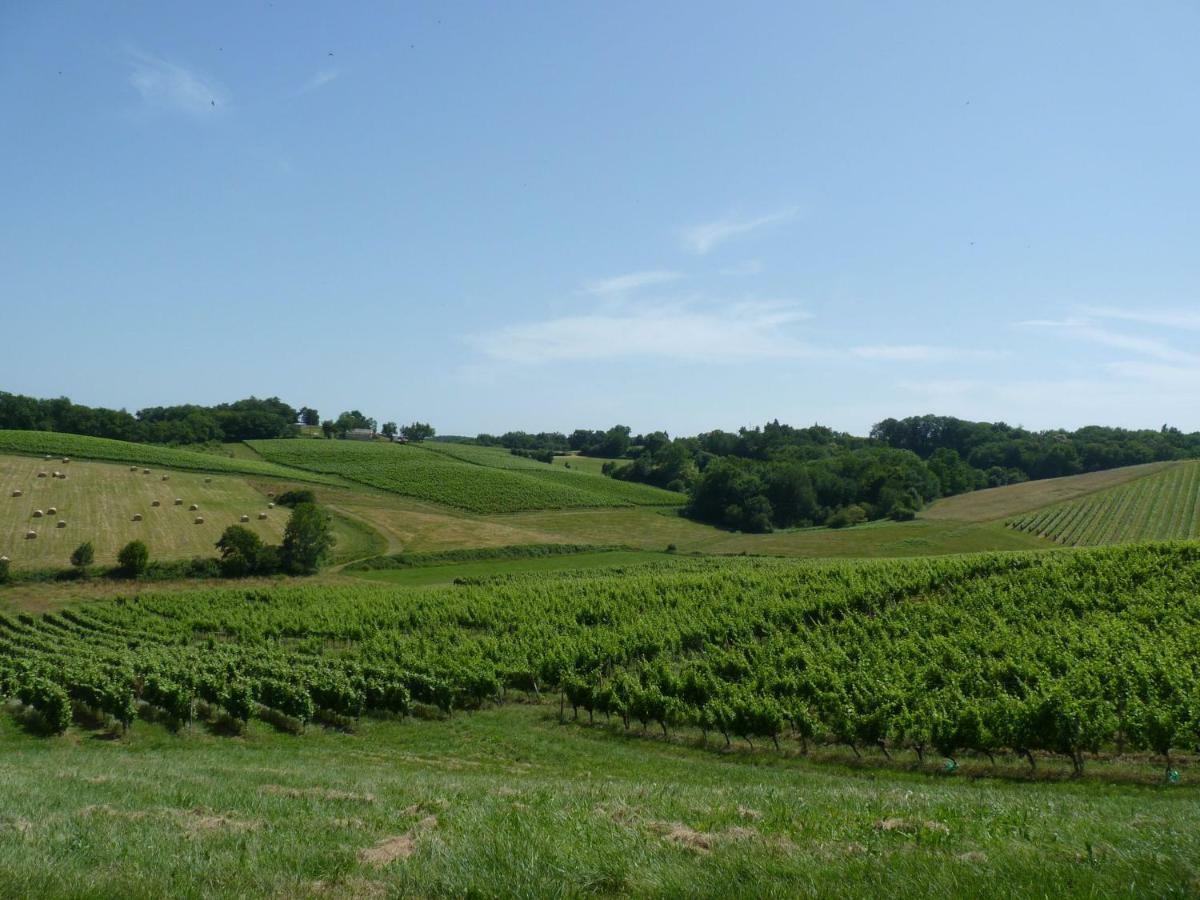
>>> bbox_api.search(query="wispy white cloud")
[851,344,1004,363]
[1018,317,1198,364]
[469,300,815,364]
[720,259,765,276]
[128,51,225,115]
[582,270,682,297]
[681,207,799,255]
[298,68,340,95]
[1080,306,1200,331]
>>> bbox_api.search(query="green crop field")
[2,544,1200,895]
[422,441,685,506]
[1007,461,1200,545]
[0,431,337,485]
[249,439,683,513]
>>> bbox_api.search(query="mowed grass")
[317,487,1054,560]
[553,453,616,475]
[0,705,1195,898]
[250,439,683,513]
[0,454,285,569]
[0,430,337,484]
[1008,460,1200,546]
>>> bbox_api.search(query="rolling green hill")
[0,431,337,484]
[248,439,684,513]
[1007,461,1200,545]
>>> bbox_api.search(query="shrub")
[116,540,149,576]
[70,541,95,570]
[216,525,264,577]
[275,489,316,508]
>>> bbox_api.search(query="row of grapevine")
[1009,461,1200,546]
[2,544,1199,776]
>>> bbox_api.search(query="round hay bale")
[239,515,250,523]
[267,491,275,497]
[44,454,51,460]
[61,457,70,464]
[142,469,151,475]
[258,512,268,520]
[32,509,44,518]
[56,520,66,529]
[194,516,205,525]
[47,507,57,515]
[132,514,142,522]
[11,489,22,497]
[0,555,8,563]
[174,498,183,505]
[161,475,169,481]
[204,477,212,484]
[189,503,199,511]
[130,466,139,472]
[37,471,47,478]
[151,500,161,507]
[25,531,36,540]
[267,502,275,509]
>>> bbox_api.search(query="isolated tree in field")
[381,421,398,439]
[116,540,149,576]
[279,503,335,574]
[401,421,435,442]
[298,406,320,427]
[320,419,335,439]
[216,525,263,577]
[70,541,95,572]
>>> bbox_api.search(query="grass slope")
[1007,460,1200,545]
[0,454,285,568]
[249,439,682,513]
[422,441,685,506]
[1,705,1195,898]
[0,431,337,484]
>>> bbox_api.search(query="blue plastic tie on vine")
[943,760,958,773]
[1168,769,1180,784]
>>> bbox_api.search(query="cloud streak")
[851,345,1004,363]
[469,301,815,364]
[128,52,226,115]
[1018,317,1199,364]
[582,270,682,297]
[681,207,799,255]
[298,68,340,95]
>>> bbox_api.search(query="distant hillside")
[248,439,685,514]
[1006,460,1200,545]
[0,431,338,484]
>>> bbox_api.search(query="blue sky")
[2,2,1199,436]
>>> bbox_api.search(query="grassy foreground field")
[1008,460,1200,546]
[2,704,1195,899]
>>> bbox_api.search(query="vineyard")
[248,439,683,513]
[0,430,336,485]
[4,543,1199,777]
[1007,461,1200,546]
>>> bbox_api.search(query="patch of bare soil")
[358,815,438,868]
[261,784,375,803]
[874,817,950,835]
